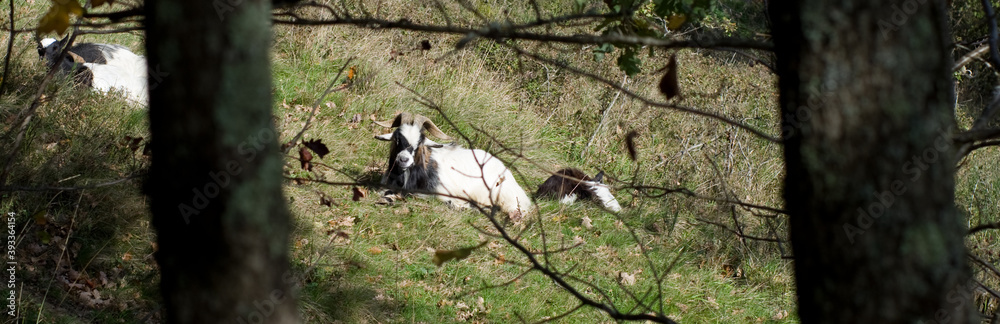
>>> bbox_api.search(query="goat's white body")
[429,146,532,215]
[582,181,622,212]
[83,63,149,104]
[39,38,148,105]
[559,193,578,205]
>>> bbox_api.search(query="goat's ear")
[593,171,605,183]
[375,133,394,141]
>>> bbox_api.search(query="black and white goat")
[38,36,148,105]
[374,112,532,217]
[535,168,622,212]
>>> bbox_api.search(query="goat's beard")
[402,168,410,189]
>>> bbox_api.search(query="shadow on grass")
[1,59,161,322]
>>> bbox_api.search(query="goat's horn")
[67,52,86,64]
[419,117,452,140]
[373,112,413,128]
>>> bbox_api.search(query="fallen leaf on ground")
[298,147,313,171]
[352,187,367,201]
[302,139,330,158]
[433,241,488,267]
[619,271,636,286]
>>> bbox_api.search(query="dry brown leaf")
[302,139,330,158]
[619,271,636,286]
[298,147,313,171]
[33,210,47,225]
[352,187,367,201]
[319,194,336,207]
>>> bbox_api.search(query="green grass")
[5,0,998,323]
[2,1,794,322]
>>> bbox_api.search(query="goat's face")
[374,113,452,171]
[38,38,60,62]
[377,124,425,170]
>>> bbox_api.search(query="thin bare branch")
[696,217,782,243]
[982,0,1000,69]
[968,139,1000,153]
[704,151,749,248]
[954,44,991,72]
[969,221,1000,235]
[629,184,787,215]
[583,75,627,159]
[271,7,772,51]
[453,268,533,299]
[970,253,1000,280]
[75,26,144,35]
[1,30,83,188]
[283,57,354,154]
[955,127,1000,143]
[455,0,487,22]
[503,43,781,143]
[82,7,144,20]
[431,0,453,27]
[716,47,776,73]
[533,303,584,324]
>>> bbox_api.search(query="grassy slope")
[2,0,996,323]
[267,2,793,321]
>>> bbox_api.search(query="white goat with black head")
[535,168,622,212]
[374,112,532,217]
[38,36,148,105]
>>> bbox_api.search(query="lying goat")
[38,37,148,104]
[535,168,622,212]
[374,112,532,217]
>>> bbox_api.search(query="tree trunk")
[145,0,298,323]
[770,0,974,322]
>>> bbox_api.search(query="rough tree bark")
[770,0,974,322]
[145,0,298,322]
